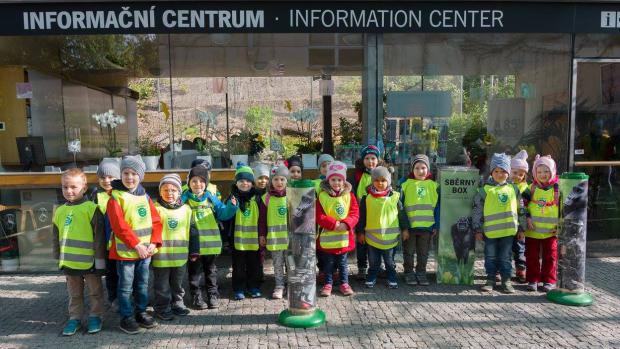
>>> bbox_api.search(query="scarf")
[231,184,256,212]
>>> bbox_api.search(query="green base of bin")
[278,309,326,328]
[547,289,593,306]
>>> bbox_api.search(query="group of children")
[52,145,561,335]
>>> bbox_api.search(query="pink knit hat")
[326,161,347,180]
[511,149,529,172]
[533,154,556,180]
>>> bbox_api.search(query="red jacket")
[107,191,163,261]
[316,191,359,255]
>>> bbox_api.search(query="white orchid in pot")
[92,109,126,157]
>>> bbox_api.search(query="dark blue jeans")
[484,236,513,280]
[323,253,349,285]
[356,242,368,270]
[117,258,150,318]
[512,236,526,270]
[367,245,397,283]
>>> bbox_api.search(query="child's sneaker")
[365,280,376,288]
[541,283,556,293]
[249,288,262,298]
[207,294,219,309]
[172,307,190,316]
[87,316,102,334]
[416,272,430,286]
[480,280,494,292]
[388,281,398,289]
[404,273,417,285]
[154,311,174,321]
[119,316,143,335]
[527,282,538,292]
[355,269,367,281]
[516,268,526,283]
[192,294,209,310]
[320,284,332,297]
[62,319,81,336]
[135,312,157,329]
[339,283,355,296]
[272,286,284,299]
[234,291,246,301]
[501,280,515,294]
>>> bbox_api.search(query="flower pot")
[1,257,19,272]
[230,154,248,168]
[302,154,318,169]
[143,155,159,171]
[196,155,212,166]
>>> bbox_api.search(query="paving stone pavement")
[1,257,619,348]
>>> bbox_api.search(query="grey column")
[362,34,384,146]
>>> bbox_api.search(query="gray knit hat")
[371,166,392,187]
[412,154,430,170]
[253,163,271,180]
[317,154,335,167]
[159,173,182,192]
[270,164,289,180]
[120,155,146,181]
[490,153,511,174]
[97,158,120,179]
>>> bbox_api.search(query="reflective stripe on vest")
[356,172,372,201]
[187,198,222,255]
[111,190,153,259]
[402,179,438,228]
[482,185,518,239]
[364,193,401,250]
[234,198,259,251]
[525,185,559,239]
[53,202,97,270]
[318,191,351,249]
[264,194,288,251]
[152,203,191,268]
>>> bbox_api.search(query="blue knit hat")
[490,153,511,174]
[360,145,380,159]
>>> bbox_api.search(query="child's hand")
[134,244,149,259]
[259,236,266,247]
[527,217,535,231]
[189,254,199,262]
[336,222,348,231]
[357,234,365,244]
[475,232,484,241]
[517,231,525,240]
[402,230,410,241]
[431,229,438,237]
[230,195,237,206]
[333,221,341,231]
[147,243,157,255]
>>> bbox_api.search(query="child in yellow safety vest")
[252,163,271,280]
[473,153,526,294]
[91,158,120,311]
[509,150,530,283]
[107,155,163,334]
[226,164,263,300]
[524,154,560,293]
[258,164,290,299]
[183,162,238,310]
[400,154,440,286]
[356,166,408,289]
[152,174,194,321]
[317,161,359,297]
[53,168,106,336]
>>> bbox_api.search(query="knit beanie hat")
[411,154,430,171]
[317,154,335,167]
[235,163,255,182]
[187,163,211,184]
[270,164,289,180]
[286,155,303,170]
[253,163,271,179]
[511,149,529,172]
[97,158,120,179]
[371,166,392,187]
[533,154,557,180]
[120,155,146,181]
[489,153,511,174]
[159,173,182,193]
[190,158,212,171]
[326,161,347,180]
[360,145,380,160]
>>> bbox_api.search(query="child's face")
[271,176,287,191]
[535,165,552,184]
[189,177,206,196]
[236,179,253,192]
[413,162,428,180]
[160,183,180,204]
[329,176,344,192]
[373,177,389,191]
[255,175,269,190]
[62,175,86,202]
[491,168,509,184]
[510,169,527,184]
[121,169,140,191]
[363,154,378,170]
[319,161,330,176]
[289,166,302,180]
[98,175,115,191]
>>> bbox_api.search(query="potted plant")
[194,137,212,165]
[137,136,161,171]
[92,109,126,159]
[229,130,251,167]
[289,107,321,168]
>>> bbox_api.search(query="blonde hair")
[61,168,87,186]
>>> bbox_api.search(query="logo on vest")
[498,193,509,204]
[417,187,427,197]
[277,206,287,217]
[335,204,345,216]
[243,208,251,217]
[64,214,73,226]
[137,206,148,218]
[537,198,547,208]
[196,210,205,220]
[168,218,179,230]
